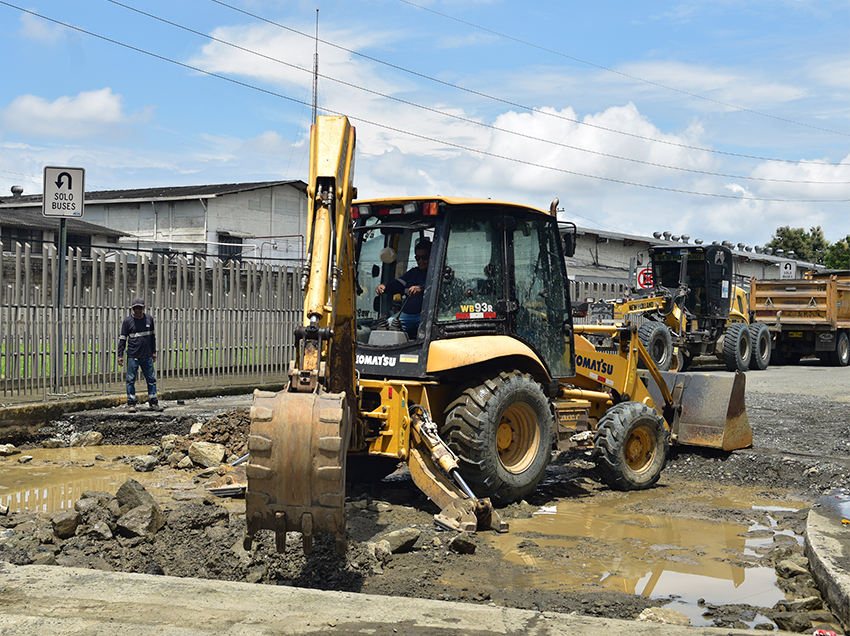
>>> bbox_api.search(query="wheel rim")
[650,339,667,365]
[840,335,850,363]
[624,424,657,474]
[739,330,750,360]
[496,403,540,474]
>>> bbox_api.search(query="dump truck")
[594,244,770,373]
[241,116,752,555]
[749,270,850,366]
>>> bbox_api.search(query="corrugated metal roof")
[0,180,306,207]
[0,209,125,237]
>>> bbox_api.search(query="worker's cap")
[130,297,145,308]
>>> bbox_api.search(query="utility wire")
[0,2,846,204]
[209,0,848,166]
[399,0,850,138]
[104,0,850,186]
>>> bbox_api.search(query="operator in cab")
[376,239,431,337]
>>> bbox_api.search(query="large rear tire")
[638,322,673,371]
[828,331,850,367]
[591,402,669,490]
[748,323,771,370]
[442,371,554,506]
[723,322,752,372]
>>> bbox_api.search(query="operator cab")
[649,244,734,325]
[352,197,576,381]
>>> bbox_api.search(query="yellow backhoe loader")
[241,116,752,555]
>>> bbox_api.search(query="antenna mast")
[312,9,318,125]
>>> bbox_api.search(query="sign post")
[43,166,85,395]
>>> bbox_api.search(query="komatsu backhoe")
[242,116,752,555]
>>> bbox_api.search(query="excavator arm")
[244,117,357,555]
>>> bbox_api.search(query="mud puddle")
[0,445,201,514]
[462,488,807,627]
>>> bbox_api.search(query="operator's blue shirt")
[385,267,428,315]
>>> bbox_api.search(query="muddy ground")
[1,361,848,634]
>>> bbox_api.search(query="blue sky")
[1,0,848,248]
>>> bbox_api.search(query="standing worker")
[117,298,163,412]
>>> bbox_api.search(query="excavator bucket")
[642,370,752,451]
[243,389,351,555]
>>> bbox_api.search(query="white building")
[0,181,307,264]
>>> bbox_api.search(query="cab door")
[510,214,574,378]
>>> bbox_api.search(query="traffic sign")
[637,267,654,289]
[779,260,797,280]
[43,166,85,218]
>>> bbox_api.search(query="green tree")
[765,226,829,262]
[824,235,850,269]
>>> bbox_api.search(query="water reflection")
[0,445,192,513]
[478,489,806,626]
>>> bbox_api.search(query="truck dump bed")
[750,273,850,330]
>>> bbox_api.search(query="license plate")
[789,331,803,338]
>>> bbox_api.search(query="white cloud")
[1,89,151,140]
[619,61,806,110]
[18,12,65,42]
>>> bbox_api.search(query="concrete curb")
[805,489,850,632]
[0,562,755,636]
[0,382,286,430]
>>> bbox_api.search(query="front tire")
[442,371,554,505]
[748,323,771,370]
[723,322,752,372]
[638,322,673,371]
[592,402,669,490]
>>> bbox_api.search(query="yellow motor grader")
[242,116,752,555]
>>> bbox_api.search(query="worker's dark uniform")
[117,312,159,406]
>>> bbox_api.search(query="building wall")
[206,184,306,263]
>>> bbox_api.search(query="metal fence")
[0,241,303,401]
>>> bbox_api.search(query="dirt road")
[1,362,848,633]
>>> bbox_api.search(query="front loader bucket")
[243,389,351,554]
[643,370,752,451]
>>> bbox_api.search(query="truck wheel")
[829,331,850,367]
[638,322,673,371]
[591,402,668,491]
[748,323,771,370]
[723,322,751,372]
[442,371,554,506]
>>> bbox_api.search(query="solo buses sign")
[42,166,85,218]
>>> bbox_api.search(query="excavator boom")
[244,117,357,555]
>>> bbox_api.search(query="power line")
[0,2,846,204]
[209,0,848,166]
[398,0,850,138]
[108,1,846,186]
[105,0,850,187]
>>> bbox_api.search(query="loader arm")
[565,324,751,451]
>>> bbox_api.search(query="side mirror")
[562,233,575,258]
[371,264,380,278]
[636,252,644,267]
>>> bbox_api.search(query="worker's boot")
[126,401,137,413]
[148,399,164,412]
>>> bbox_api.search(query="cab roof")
[353,195,553,217]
